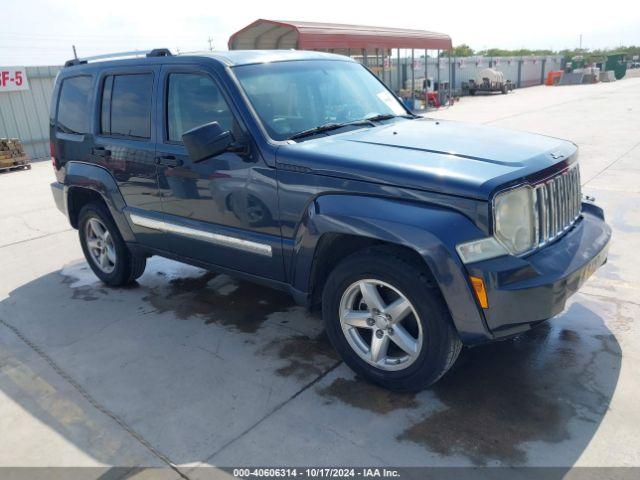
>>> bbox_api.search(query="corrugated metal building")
[0,66,60,160]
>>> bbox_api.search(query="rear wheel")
[322,247,462,391]
[78,202,146,286]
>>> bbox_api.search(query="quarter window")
[57,76,92,135]
[102,73,153,139]
[167,73,233,143]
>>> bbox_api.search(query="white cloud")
[2,0,639,65]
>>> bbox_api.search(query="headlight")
[493,185,537,255]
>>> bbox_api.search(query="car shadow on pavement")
[0,258,622,468]
[317,300,622,467]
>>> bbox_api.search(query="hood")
[276,118,577,200]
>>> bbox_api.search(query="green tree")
[451,44,474,57]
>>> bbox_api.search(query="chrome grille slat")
[534,164,581,248]
[561,174,568,229]
[551,178,557,236]
[570,168,577,219]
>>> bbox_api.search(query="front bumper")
[466,202,611,338]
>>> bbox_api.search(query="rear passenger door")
[155,65,283,280]
[94,66,166,250]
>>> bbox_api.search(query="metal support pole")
[448,52,452,107]
[424,49,428,109]
[387,49,391,88]
[517,58,522,88]
[437,50,441,105]
[411,49,415,109]
[397,48,401,95]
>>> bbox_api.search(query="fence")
[0,66,60,160]
[374,54,563,94]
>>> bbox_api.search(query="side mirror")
[182,121,234,162]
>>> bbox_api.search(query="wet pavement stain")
[398,345,574,465]
[559,329,580,342]
[309,303,620,466]
[60,273,109,302]
[319,377,419,414]
[395,312,621,466]
[261,331,339,381]
[143,272,295,333]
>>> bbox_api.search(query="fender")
[290,194,493,345]
[63,161,135,243]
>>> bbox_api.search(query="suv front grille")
[534,164,581,246]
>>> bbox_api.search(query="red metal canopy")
[228,19,452,51]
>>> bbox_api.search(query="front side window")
[57,76,92,135]
[233,60,407,141]
[166,73,233,142]
[103,73,153,139]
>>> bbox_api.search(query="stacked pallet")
[0,138,30,171]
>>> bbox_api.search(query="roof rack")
[64,48,172,67]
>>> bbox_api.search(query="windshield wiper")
[288,122,346,140]
[288,118,379,140]
[364,113,398,122]
[288,113,417,141]
[364,113,420,122]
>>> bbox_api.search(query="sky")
[2,0,639,65]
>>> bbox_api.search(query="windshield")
[233,60,408,141]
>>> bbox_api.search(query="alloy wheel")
[339,279,423,371]
[85,217,116,274]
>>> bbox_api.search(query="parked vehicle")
[50,50,611,391]
[468,67,513,95]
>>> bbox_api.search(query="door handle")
[155,155,183,167]
[91,146,111,157]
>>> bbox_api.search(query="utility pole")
[72,45,78,60]
[207,37,214,51]
[579,34,582,50]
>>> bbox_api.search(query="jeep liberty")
[50,49,611,391]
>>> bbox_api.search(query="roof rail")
[147,48,172,57]
[64,48,172,67]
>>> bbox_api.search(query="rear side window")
[101,73,152,139]
[166,73,233,142]
[57,76,92,135]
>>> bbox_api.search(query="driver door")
[155,65,283,280]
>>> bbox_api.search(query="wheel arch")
[63,162,135,242]
[290,194,493,345]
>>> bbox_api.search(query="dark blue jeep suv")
[50,49,611,391]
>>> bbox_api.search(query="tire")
[78,202,146,286]
[322,246,462,392]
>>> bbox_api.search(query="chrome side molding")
[128,211,273,257]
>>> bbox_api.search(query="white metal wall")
[383,54,563,92]
[0,66,60,160]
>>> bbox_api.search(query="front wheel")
[322,247,462,391]
[78,202,146,286]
